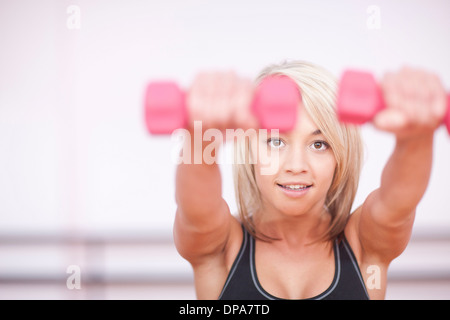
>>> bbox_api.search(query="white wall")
[0,0,449,299]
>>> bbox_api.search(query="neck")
[254,206,331,246]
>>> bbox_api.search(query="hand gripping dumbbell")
[337,70,450,135]
[143,76,301,134]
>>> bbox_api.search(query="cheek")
[253,165,280,203]
[316,156,337,189]
[254,168,274,191]
[252,148,282,178]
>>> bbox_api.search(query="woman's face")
[252,104,337,219]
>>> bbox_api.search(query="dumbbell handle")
[337,70,450,135]
[144,76,300,134]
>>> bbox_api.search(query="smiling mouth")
[277,183,312,191]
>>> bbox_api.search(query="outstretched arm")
[173,72,255,265]
[349,67,447,262]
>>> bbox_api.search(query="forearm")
[175,130,224,222]
[173,132,232,262]
[378,133,434,216]
[356,67,444,262]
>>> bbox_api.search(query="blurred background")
[1,0,450,299]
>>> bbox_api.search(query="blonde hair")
[233,60,364,243]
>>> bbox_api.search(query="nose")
[283,146,309,174]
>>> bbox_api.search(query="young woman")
[173,61,447,300]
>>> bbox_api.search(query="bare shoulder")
[224,216,245,268]
[190,215,244,299]
[344,206,364,261]
[345,207,389,300]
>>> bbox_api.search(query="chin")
[284,207,312,218]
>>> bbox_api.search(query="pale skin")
[173,68,447,300]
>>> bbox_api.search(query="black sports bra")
[219,226,370,300]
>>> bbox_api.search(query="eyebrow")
[270,129,323,139]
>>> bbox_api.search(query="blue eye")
[267,138,285,148]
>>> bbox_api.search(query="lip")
[276,182,313,198]
[277,181,313,187]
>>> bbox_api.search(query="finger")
[202,72,218,129]
[402,70,426,127]
[231,77,256,130]
[427,73,447,125]
[404,70,440,129]
[381,71,402,112]
[382,68,416,126]
[373,108,408,133]
[213,71,235,130]
[187,73,207,127]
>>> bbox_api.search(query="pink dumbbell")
[144,76,301,134]
[337,70,450,135]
